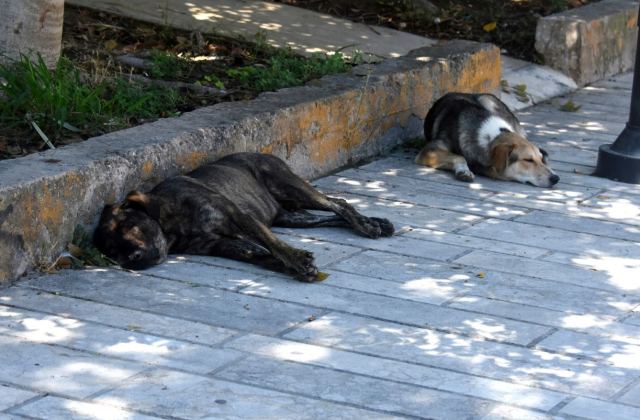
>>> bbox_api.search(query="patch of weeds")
[0,53,186,153]
[559,100,581,112]
[148,50,191,79]
[198,74,226,90]
[500,80,531,103]
[513,84,530,103]
[0,54,102,145]
[68,225,117,267]
[104,78,184,123]
[226,50,351,93]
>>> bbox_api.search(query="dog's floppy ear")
[123,191,149,209]
[539,147,549,164]
[491,142,516,174]
[122,191,160,219]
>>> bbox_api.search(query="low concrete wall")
[0,41,500,284]
[535,0,638,86]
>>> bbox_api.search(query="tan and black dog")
[415,93,559,187]
[94,153,394,281]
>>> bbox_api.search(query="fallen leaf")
[127,324,142,331]
[68,243,84,258]
[483,21,497,32]
[104,39,118,51]
[476,272,486,278]
[308,315,317,322]
[53,255,74,270]
[316,272,330,281]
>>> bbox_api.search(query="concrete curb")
[500,56,578,111]
[0,41,500,284]
[536,0,638,87]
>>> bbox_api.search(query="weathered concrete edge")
[535,0,638,86]
[0,40,500,284]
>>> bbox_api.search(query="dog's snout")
[549,174,560,185]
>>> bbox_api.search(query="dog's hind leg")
[207,238,294,274]
[273,209,350,228]
[270,183,393,238]
[233,153,394,238]
[415,143,474,182]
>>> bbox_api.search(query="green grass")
[69,225,117,267]
[0,47,355,151]
[226,50,351,93]
[0,54,185,147]
[148,50,191,79]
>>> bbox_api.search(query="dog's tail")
[423,95,449,143]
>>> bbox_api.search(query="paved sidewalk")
[2,72,640,419]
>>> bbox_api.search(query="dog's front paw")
[286,249,318,282]
[370,217,394,237]
[455,169,475,182]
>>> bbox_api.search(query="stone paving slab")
[277,226,467,261]
[2,72,640,419]
[458,219,640,259]
[513,209,640,242]
[93,369,395,419]
[454,250,635,293]
[446,274,638,318]
[0,305,243,374]
[224,334,567,411]
[242,273,551,345]
[0,334,145,399]
[217,354,498,418]
[277,224,548,259]
[12,397,163,420]
[560,396,640,420]
[480,405,556,420]
[618,381,640,407]
[0,286,238,346]
[536,329,640,368]
[0,385,39,411]
[18,269,319,335]
[315,191,485,233]
[317,175,532,220]
[448,296,627,334]
[284,312,637,399]
[336,163,601,202]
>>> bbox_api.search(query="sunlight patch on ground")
[257,341,331,363]
[570,255,640,291]
[61,399,138,420]
[560,314,613,329]
[11,317,81,343]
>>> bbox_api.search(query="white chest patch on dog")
[477,116,513,147]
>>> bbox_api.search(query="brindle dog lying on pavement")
[94,153,394,281]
